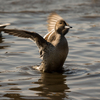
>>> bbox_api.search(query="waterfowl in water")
[0,13,72,73]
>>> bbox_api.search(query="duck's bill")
[65,26,72,29]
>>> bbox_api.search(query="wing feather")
[47,12,63,32]
[44,13,63,40]
[0,23,10,29]
[0,28,48,48]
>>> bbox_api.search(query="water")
[0,0,100,100]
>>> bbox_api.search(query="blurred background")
[0,0,100,100]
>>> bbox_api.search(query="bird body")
[39,33,69,72]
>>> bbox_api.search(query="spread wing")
[0,28,48,48]
[47,12,63,32]
[0,23,10,36]
[0,23,10,29]
[44,13,63,40]
[43,29,55,41]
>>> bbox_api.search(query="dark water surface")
[0,0,100,100]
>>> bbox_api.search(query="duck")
[0,13,72,73]
[0,23,10,37]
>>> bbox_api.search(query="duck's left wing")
[0,28,48,48]
[44,13,63,41]
[47,12,63,32]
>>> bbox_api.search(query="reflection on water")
[30,73,70,100]
[1,67,70,100]
[0,0,100,99]
[0,37,10,49]
[0,37,3,44]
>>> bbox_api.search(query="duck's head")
[55,20,72,35]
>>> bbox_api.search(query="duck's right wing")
[0,23,10,29]
[0,28,48,48]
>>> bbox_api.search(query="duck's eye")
[59,22,62,24]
